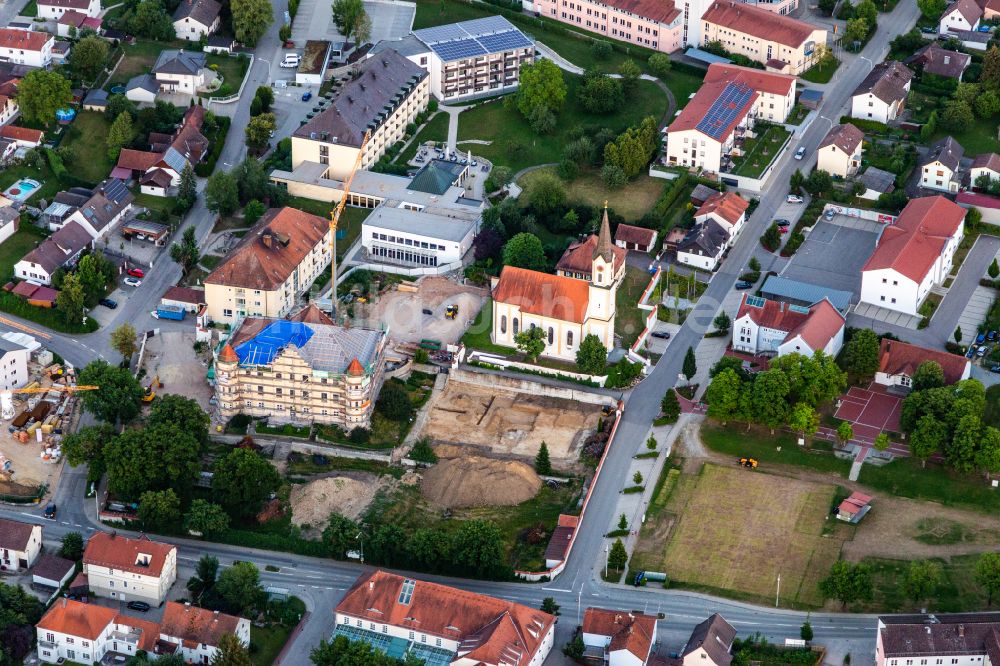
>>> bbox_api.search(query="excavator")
[1,385,99,420]
[142,375,161,404]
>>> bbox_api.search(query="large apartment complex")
[876,614,1000,666]
[215,306,388,429]
[291,48,429,180]
[204,207,331,326]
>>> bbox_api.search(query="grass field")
[106,40,168,89]
[206,54,250,98]
[862,554,988,613]
[800,58,840,84]
[616,266,653,349]
[285,197,371,260]
[858,456,1000,515]
[397,112,449,163]
[731,125,791,178]
[634,463,845,607]
[61,112,114,186]
[519,168,667,221]
[457,76,667,172]
[0,226,49,282]
[932,117,1000,154]
[701,423,852,476]
[250,624,293,666]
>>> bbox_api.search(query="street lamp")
[604,544,609,579]
[356,531,364,563]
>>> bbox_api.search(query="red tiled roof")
[819,123,864,155]
[290,302,335,325]
[785,298,845,351]
[0,28,52,52]
[338,570,555,665]
[11,281,38,299]
[544,514,577,562]
[0,125,43,143]
[669,80,759,140]
[736,294,844,352]
[595,0,679,24]
[37,598,117,640]
[944,0,983,25]
[39,0,92,8]
[695,192,749,226]
[704,62,797,96]
[493,266,591,325]
[972,152,1000,173]
[863,196,965,283]
[57,9,86,25]
[83,532,175,577]
[219,344,238,363]
[878,339,970,385]
[159,602,244,649]
[584,609,657,662]
[702,0,820,48]
[0,517,36,551]
[615,224,657,247]
[116,149,161,172]
[162,285,205,305]
[838,491,872,516]
[116,614,160,651]
[556,233,627,276]
[957,190,1000,209]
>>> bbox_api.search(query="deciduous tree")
[947,414,981,473]
[56,273,86,326]
[917,0,946,19]
[69,35,109,82]
[941,100,975,132]
[78,360,144,425]
[210,633,252,666]
[244,113,276,153]
[984,46,1000,91]
[215,561,266,615]
[502,232,547,271]
[205,171,240,216]
[836,420,854,445]
[706,368,742,423]
[576,334,608,375]
[977,551,1000,605]
[61,424,116,472]
[124,0,175,40]
[789,402,820,440]
[212,448,282,518]
[842,329,880,378]
[59,532,84,561]
[110,323,138,363]
[137,488,181,530]
[376,381,413,422]
[105,424,202,499]
[515,59,567,120]
[184,499,230,537]
[231,0,272,46]
[526,171,566,216]
[578,71,624,114]
[514,326,546,362]
[912,361,945,391]
[604,117,658,179]
[451,520,508,579]
[820,560,874,608]
[647,53,671,77]
[905,559,942,604]
[331,0,366,41]
[752,369,791,430]
[148,393,210,445]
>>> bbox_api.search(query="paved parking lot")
[779,215,879,297]
[950,283,994,346]
[289,0,413,49]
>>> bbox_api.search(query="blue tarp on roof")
[760,275,852,312]
[684,48,731,66]
[234,320,314,366]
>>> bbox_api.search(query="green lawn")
[286,197,371,261]
[250,624,294,666]
[664,70,705,111]
[861,555,988,613]
[460,297,517,355]
[616,266,652,349]
[787,104,810,125]
[701,422,853,476]
[106,40,166,89]
[206,53,250,98]
[396,111,449,164]
[933,116,1000,154]
[0,162,60,204]
[21,0,38,15]
[60,112,114,186]
[858,456,1000,515]
[800,58,841,84]
[520,168,668,221]
[457,76,667,171]
[0,226,49,282]
[731,125,791,178]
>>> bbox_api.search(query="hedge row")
[653,172,690,219]
[0,291,99,334]
[196,115,231,177]
[213,528,329,558]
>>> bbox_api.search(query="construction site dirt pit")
[419,381,600,465]
[289,473,397,535]
[421,455,542,508]
[141,331,214,410]
[358,276,487,345]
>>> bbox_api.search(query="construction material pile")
[420,455,541,508]
[289,474,393,531]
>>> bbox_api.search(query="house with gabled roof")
[732,293,846,358]
[818,123,864,178]
[876,613,1000,666]
[37,0,99,20]
[49,179,133,239]
[860,196,965,316]
[14,220,93,285]
[921,136,964,193]
[113,106,207,196]
[334,570,555,666]
[970,152,1000,189]
[0,28,55,68]
[682,614,736,666]
[36,598,160,664]
[906,42,971,81]
[583,608,658,666]
[850,61,912,124]
[614,224,657,253]
[83,532,177,605]
[0,516,41,571]
[939,0,982,35]
[156,601,250,662]
[172,0,222,41]
[874,339,971,390]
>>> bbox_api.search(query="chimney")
[262,231,273,248]
[959,625,964,638]
[944,55,950,65]
[369,580,375,591]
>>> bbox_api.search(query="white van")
[280,53,301,68]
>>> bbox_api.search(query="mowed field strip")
[655,464,846,606]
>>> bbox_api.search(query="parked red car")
[127,268,145,278]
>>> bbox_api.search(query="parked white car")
[786,194,804,203]
[280,54,301,68]
[124,277,142,287]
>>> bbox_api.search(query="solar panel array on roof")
[695,82,754,141]
[102,178,129,202]
[412,15,532,61]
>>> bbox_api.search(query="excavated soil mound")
[290,475,390,529]
[421,456,542,508]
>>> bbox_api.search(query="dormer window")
[135,553,151,567]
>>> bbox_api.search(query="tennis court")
[834,384,903,444]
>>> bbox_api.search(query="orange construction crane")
[2,385,98,420]
[329,129,372,322]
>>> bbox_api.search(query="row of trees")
[205,157,291,218]
[111,0,272,45]
[704,351,847,434]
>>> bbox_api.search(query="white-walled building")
[971,152,1000,188]
[153,49,207,94]
[700,1,826,74]
[677,191,748,271]
[492,211,623,362]
[0,28,54,68]
[860,196,965,316]
[36,599,160,664]
[694,191,748,238]
[875,614,999,666]
[665,64,796,174]
[817,123,864,178]
[920,136,964,193]
[172,0,221,41]
[583,608,658,666]
[14,221,93,286]
[83,532,177,606]
[157,602,250,663]
[732,293,845,358]
[0,337,30,392]
[939,0,981,35]
[0,517,41,571]
[682,614,736,666]
[335,570,556,666]
[36,0,100,20]
[874,339,971,390]
[850,61,912,124]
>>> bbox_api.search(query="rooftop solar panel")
[479,31,532,52]
[413,15,532,58]
[695,82,754,141]
[430,37,488,61]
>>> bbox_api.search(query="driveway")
[779,216,879,297]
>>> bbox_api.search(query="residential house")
[682,614,736,666]
[172,0,222,41]
[920,136,964,193]
[905,42,970,80]
[985,0,1000,20]
[215,310,387,429]
[0,28,54,68]
[50,41,71,66]
[875,614,1000,666]
[383,16,536,101]
[874,339,971,390]
[156,602,250,663]
[850,61,913,123]
[699,1,827,75]
[124,74,158,104]
[0,517,41,571]
[160,285,205,312]
[665,64,797,173]
[492,211,623,362]
[204,207,333,325]
[676,219,729,270]
[291,48,429,180]
[32,554,76,590]
[0,91,17,126]
[582,608,658,666]
[731,293,846,358]
[82,532,177,605]
[47,179,134,240]
[0,336,30,391]
[526,0,682,53]
[857,167,896,200]
[939,0,981,34]
[82,88,108,111]
[860,196,965,316]
[970,152,1000,189]
[0,124,43,147]
[113,106,208,196]
[56,10,102,38]
[36,599,160,665]
[690,183,720,206]
[0,204,18,245]
[694,191,748,237]
[615,224,658,253]
[152,49,208,94]
[37,0,100,20]
[817,123,864,178]
[13,221,93,285]
[334,570,556,666]
[956,190,1000,225]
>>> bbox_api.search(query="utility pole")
[775,573,781,608]
[605,544,609,579]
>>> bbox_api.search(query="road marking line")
[542,587,571,592]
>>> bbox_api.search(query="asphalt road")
[0,1,921,662]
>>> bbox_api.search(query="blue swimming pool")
[3,179,41,202]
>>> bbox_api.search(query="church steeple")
[594,201,614,263]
